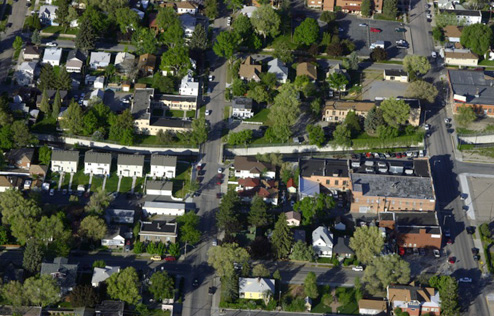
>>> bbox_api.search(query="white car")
[209,75,214,81]
[427,14,432,19]
[49,188,55,196]
[45,42,57,47]
[205,110,212,116]
[431,51,437,58]
[218,167,222,174]
[352,266,364,272]
[433,249,440,258]
[459,277,472,283]
[424,124,430,130]
[396,40,408,45]
[359,23,368,27]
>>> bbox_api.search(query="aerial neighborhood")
[0,0,493,314]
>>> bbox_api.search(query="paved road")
[408,0,434,56]
[42,39,136,52]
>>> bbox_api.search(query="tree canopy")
[294,18,320,46]
[362,254,410,294]
[460,23,493,55]
[251,5,281,39]
[106,267,141,305]
[405,80,438,103]
[403,55,431,75]
[456,105,477,127]
[349,226,384,265]
[271,213,293,259]
[268,83,301,142]
[380,98,410,128]
[207,243,250,277]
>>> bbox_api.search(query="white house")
[94,76,105,89]
[92,266,120,287]
[84,151,112,176]
[146,180,173,196]
[101,226,128,248]
[239,278,275,300]
[117,154,144,177]
[150,154,177,178]
[15,62,37,86]
[51,150,79,173]
[234,156,276,179]
[89,52,111,70]
[105,209,135,224]
[66,50,86,73]
[42,47,62,66]
[84,89,105,106]
[439,9,482,25]
[142,201,186,217]
[358,299,387,315]
[443,48,479,67]
[115,52,136,73]
[286,211,301,227]
[267,58,288,83]
[39,5,58,25]
[179,14,196,37]
[176,1,198,15]
[232,97,254,119]
[312,226,333,258]
[179,70,199,96]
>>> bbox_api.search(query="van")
[364,160,374,167]
[370,41,385,50]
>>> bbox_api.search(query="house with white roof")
[42,47,62,66]
[115,52,136,74]
[90,52,111,70]
[146,180,173,196]
[92,266,120,287]
[51,150,79,173]
[232,97,254,119]
[239,278,275,300]
[312,226,333,258]
[15,62,37,86]
[39,5,58,25]
[142,201,186,217]
[94,76,105,89]
[105,209,135,224]
[117,154,144,177]
[267,58,288,83]
[150,154,177,178]
[439,9,482,25]
[101,226,130,248]
[179,70,199,96]
[84,151,112,176]
[179,14,196,37]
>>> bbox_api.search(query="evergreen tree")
[75,17,96,52]
[55,0,70,31]
[23,239,44,274]
[61,101,84,135]
[271,213,293,259]
[39,89,50,115]
[189,24,208,52]
[382,0,398,19]
[216,190,240,236]
[57,66,72,91]
[360,0,372,17]
[52,90,61,119]
[304,272,318,299]
[31,30,41,46]
[248,195,269,228]
[38,64,55,91]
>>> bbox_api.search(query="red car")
[164,256,176,262]
[398,247,405,256]
[370,27,382,33]
[396,153,402,158]
[365,152,372,158]
[448,256,456,264]
[447,238,453,245]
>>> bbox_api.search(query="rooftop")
[234,156,275,173]
[444,25,463,38]
[117,154,144,166]
[140,220,177,235]
[384,69,408,77]
[131,88,154,120]
[232,97,253,110]
[150,117,193,128]
[146,180,173,191]
[324,100,375,112]
[297,62,317,80]
[351,173,434,200]
[300,158,349,178]
[143,201,185,209]
[156,94,197,102]
[95,301,124,316]
[239,277,275,293]
[444,49,478,60]
[150,154,177,167]
[85,151,112,165]
[439,8,481,16]
[52,150,79,162]
[448,69,494,105]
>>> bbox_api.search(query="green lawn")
[42,25,79,35]
[175,162,191,180]
[335,287,358,315]
[104,174,119,193]
[479,60,494,67]
[224,106,231,120]
[245,108,270,124]
[90,176,104,192]
[137,77,154,85]
[69,169,89,191]
[167,110,194,119]
[119,177,133,193]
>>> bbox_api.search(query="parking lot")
[337,15,409,59]
[466,176,494,223]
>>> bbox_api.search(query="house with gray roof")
[105,209,135,224]
[239,277,275,299]
[66,50,87,73]
[101,226,130,248]
[117,154,144,177]
[232,97,254,119]
[142,201,186,217]
[95,301,124,316]
[51,150,79,173]
[0,306,41,316]
[150,155,177,178]
[312,226,333,258]
[84,151,112,176]
[448,69,494,117]
[267,58,288,83]
[139,220,178,243]
[40,257,78,295]
[146,180,173,196]
[92,266,120,287]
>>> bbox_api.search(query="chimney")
[475,88,480,98]
[157,222,161,230]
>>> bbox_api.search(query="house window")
[326,180,330,185]
[155,236,160,240]
[343,181,347,186]
[335,180,339,185]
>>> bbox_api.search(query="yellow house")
[239,278,275,300]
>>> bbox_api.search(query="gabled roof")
[177,1,198,9]
[238,56,262,80]
[384,69,408,77]
[43,47,62,62]
[444,49,478,60]
[92,266,120,285]
[267,58,288,76]
[312,226,333,247]
[115,52,135,65]
[117,154,144,166]
[85,151,112,165]
[24,45,40,56]
[40,257,78,290]
[387,285,440,308]
[286,211,301,222]
[67,49,87,62]
[234,156,275,173]
[140,220,177,235]
[52,150,79,162]
[150,154,177,167]
[0,306,42,316]
[358,299,387,311]
[232,97,253,110]
[287,178,296,188]
[444,25,463,38]
[90,52,111,64]
[6,148,34,163]
[138,54,156,69]
[333,236,354,255]
[239,277,275,294]
[238,177,261,187]
[296,62,317,80]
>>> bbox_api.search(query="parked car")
[431,51,437,58]
[216,192,222,199]
[424,124,431,130]
[466,226,476,234]
[473,255,480,261]
[192,278,199,287]
[395,27,407,32]
[446,238,453,245]
[444,228,451,237]
[472,248,479,255]
[164,256,176,262]
[352,266,364,271]
[433,249,440,258]
[459,277,472,283]
[370,27,382,33]
[460,193,468,200]
[208,287,215,295]
[359,23,368,27]
[208,75,214,81]
[150,255,162,261]
[396,40,408,45]
[462,205,469,211]
[444,118,451,123]
[205,110,212,116]
[49,188,55,196]
[218,167,222,174]
[448,256,456,264]
[212,239,218,246]
[45,42,57,47]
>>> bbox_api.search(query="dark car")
[395,27,407,32]
[192,278,199,287]
[446,238,453,245]
[448,256,456,264]
[466,226,476,234]
[6,23,12,28]
[472,248,479,255]
[165,256,176,262]
[208,287,215,295]
[216,192,222,199]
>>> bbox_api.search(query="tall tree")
[216,190,240,235]
[405,80,438,103]
[109,110,134,145]
[273,37,293,63]
[403,55,431,75]
[190,116,209,145]
[68,285,100,307]
[132,27,158,55]
[289,240,315,261]
[382,0,397,19]
[114,7,140,34]
[252,264,270,277]
[149,271,175,301]
[36,214,69,246]
[251,5,281,39]
[380,98,410,128]
[39,89,50,115]
[304,272,319,299]
[294,194,334,224]
[106,267,141,305]
[343,51,359,71]
[364,106,384,135]
[268,83,301,142]
[12,36,23,55]
[362,254,410,294]
[177,211,201,245]
[248,195,269,228]
[52,90,61,119]
[456,105,477,127]
[333,123,351,146]
[79,215,107,241]
[75,17,96,53]
[213,31,240,60]
[360,0,372,17]
[429,275,460,316]
[306,124,325,147]
[55,0,70,31]
[189,24,208,52]
[2,281,26,307]
[85,189,112,215]
[57,66,72,91]
[12,120,37,148]
[31,30,41,46]
[327,73,349,99]
[208,243,250,277]
[271,213,293,259]
[293,18,320,46]
[38,64,55,91]
[160,46,192,78]
[349,226,384,265]
[61,101,84,135]
[156,7,180,30]
[204,0,218,19]
[226,0,244,11]
[344,110,362,137]
[23,239,44,274]
[162,22,185,48]
[460,23,493,55]
[23,275,61,307]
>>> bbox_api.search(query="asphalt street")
[408,0,434,56]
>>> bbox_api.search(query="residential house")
[286,211,301,226]
[15,62,37,86]
[117,154,144,177]
[239,278,275,299]
[0,307,42,316]
[443,48,479,67]
[383,69,409,82]
[312,226,333,258]
[232,97,254,119]
[101,226,129,248]
[239,5,258,17]
[444,25,462,43]
[438,0,460,9]
[66,50,86,73]
[115,52,136,74]
[105,209,135,225]
[267,58,288,83]
[40,257,78,295]
[287,178,297,194]
[327,64,351,91]
[439,9,482,25]
[156,94,197,111]
[234,156,276,179]
[51,150,79,173]
[322,100,374,122]
[139,220,178,243]
[122,81,131,92]
[90,52,111,70]
[84,151,112,176]
[138,54,157,75]
[39,5,58,25]
[179,14,196,37]
[93,76,105,89]
[176,1,198,14]
[149,12,160,33]
[387,285,441,315]
[296,62,317,82]
[150,154,177,178]
[307,0,323,9]
[179,70,199,96]
[239,56,262,82]
[30,164,48,179]
[36,89,68,108]
[350,158,436,213]
[23,45,40,61]
[0,176,23,192]
[132,88,193,135]
[358,299,387,315]
[85,89,105,105]
[95,301,125,316]
[92,266,120,287]
[379,211,442,250]
[237,178,260,192]
[6,148,34,169]
[448,69,494,116]
[142,201,186,217]
[257,180,279,205]
[322,0,381,13]
[333,236,354,258]
[42,47,62,66]
[146,180,173,196]
[300,158,350,193]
